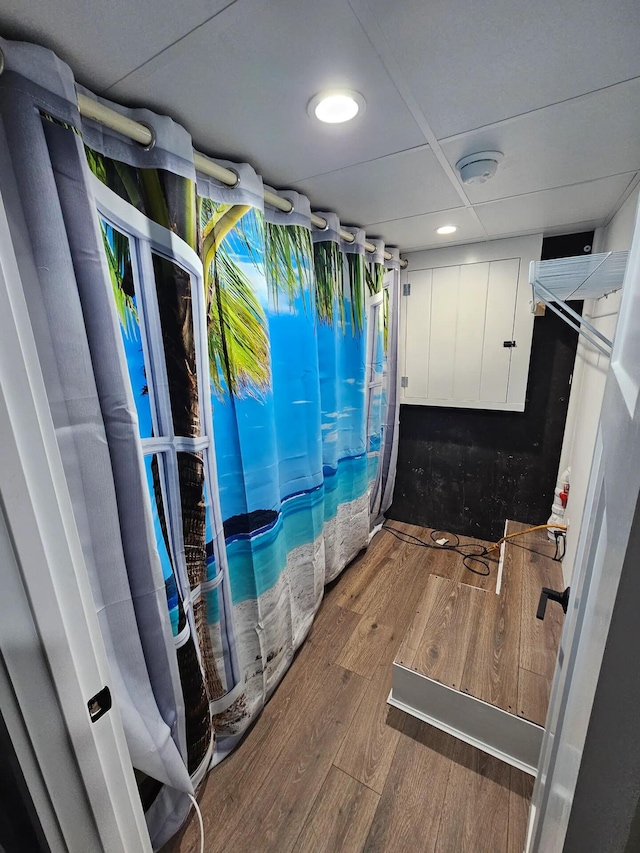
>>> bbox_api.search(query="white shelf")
[529,251,629,357]
[530,251,628,302]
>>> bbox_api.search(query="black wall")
[0,712,49,852]
[388,232,593,542]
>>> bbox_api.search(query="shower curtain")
[0,37,400,848]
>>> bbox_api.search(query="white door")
[401,259,523,410]
[528,205,640,849]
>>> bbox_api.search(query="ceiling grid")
[0,0,638,251]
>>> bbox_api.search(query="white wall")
[558,185,640,583]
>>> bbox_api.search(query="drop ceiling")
[1,0,639,252]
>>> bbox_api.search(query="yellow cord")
[486,523,567,555]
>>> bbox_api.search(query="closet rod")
[77,93,407,268]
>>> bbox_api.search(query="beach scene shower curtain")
[0,37,398,850]
[197,181,370,741]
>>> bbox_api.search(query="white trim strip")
[389,663,543,776]
[209,680,245,718]
[141,436,209,454]
[496,518,509,596]
[173,623,192,650]
[91,174,202,277]
[201,572,225,593]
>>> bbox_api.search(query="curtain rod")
[76,94,407,269]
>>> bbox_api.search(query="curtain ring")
[225,167,241,189]
[135,122,156,151]
[284,198,295,215]
[0,48,5,77]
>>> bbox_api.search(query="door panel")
[401,259,521,408]
[453,262,489,401]
[481,259,519,404]
[428,265,459,400]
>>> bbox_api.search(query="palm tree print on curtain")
[86,147,216,773]
[199,196,316,732]
[197,193,369,737]
[313,233,369,581]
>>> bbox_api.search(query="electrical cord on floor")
[552,530,566,562]
[485,523,567,555]
[382,521,569,578]
[382,523,491,576]
[188,793,204,853]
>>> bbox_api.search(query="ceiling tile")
[366,0,640,138]
[441,79,640,203]
[0,0,236,90]
[475,174,636,237]
[291,147,461,224]
[363,207,486,252]
[105,0,426,186]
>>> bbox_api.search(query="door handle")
[87,686,112,723]
[537,586,570,620]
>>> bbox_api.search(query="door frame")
[529,200,640,850]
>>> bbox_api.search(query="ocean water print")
[106,193,384,634]
[203,201,368,522]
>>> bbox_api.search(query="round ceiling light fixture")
[308,90,365,124]
[455,151,504,185]
[436,225,458,235]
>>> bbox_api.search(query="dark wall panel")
[388,232,593,542]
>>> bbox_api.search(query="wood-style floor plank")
[334,532,404,611]
[361,558,433,638]
[460,531,523,713]
[396,578,445,668]
[517,528,564,680]
[338,555,398,615]
[336,614,396,678]
[163,605,361,853]
[435,738,511,853]
[334,662,404,794]
[339,532,426,620]
[413,578,488,692]
[363,717,457,853]
[507,767,534,853]
[295,765,380,853]
[304,601,362,661]
[517,667,551,726]
[222,665,367,853]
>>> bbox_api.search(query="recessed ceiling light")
[308,90,365,124]
[436,225,458,235]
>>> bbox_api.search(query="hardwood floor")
[403,521,564,726]
[162,521,562,853]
